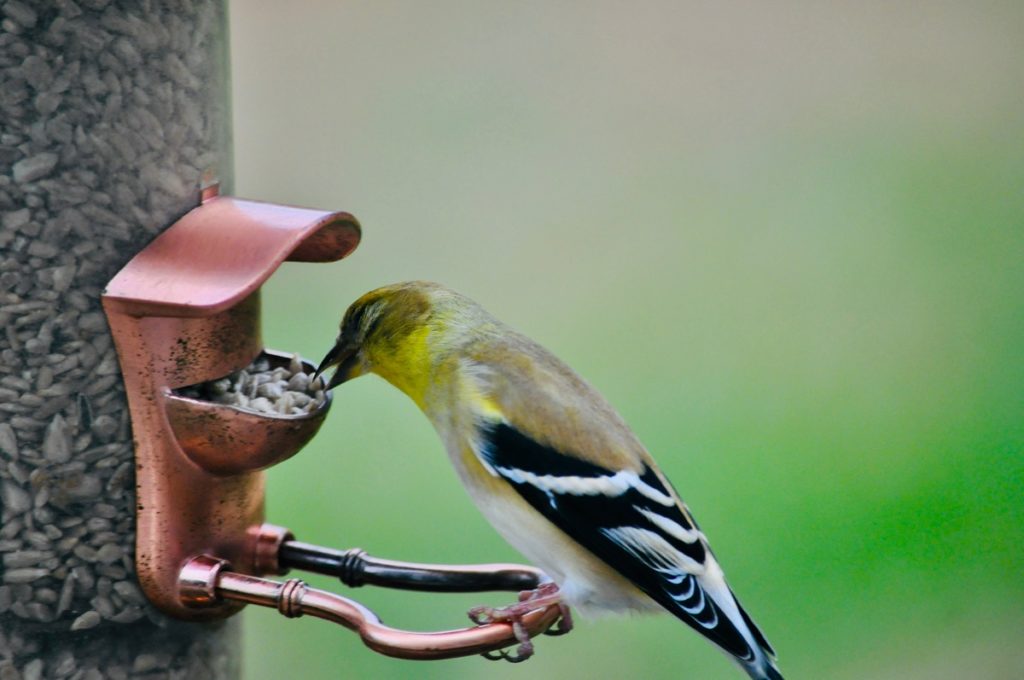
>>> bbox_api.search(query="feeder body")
[0,1,237,676]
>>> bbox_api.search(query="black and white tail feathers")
[479,422,782,679]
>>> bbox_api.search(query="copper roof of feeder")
[103,195,361,317]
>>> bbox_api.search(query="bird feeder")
[100,187,566,659]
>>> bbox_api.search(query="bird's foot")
[468,582,573,662]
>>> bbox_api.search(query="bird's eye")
[346,307,365,335]
[342,303,383,343]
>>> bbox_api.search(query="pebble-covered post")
[1,1,237,677]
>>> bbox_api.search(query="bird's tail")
[722,593,783,680]
[745,660,784,680]
[731,638,783,680]
[679,565,782,680]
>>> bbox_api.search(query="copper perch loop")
[179,555,563,661]
[278,540,548,593]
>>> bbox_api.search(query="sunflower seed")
[69,610,100,631]
[3,569,49,584]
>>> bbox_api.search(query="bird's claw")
[479,619,534,662]
[468,583,570,663]
[467,605,497,626]
[469,607,535,662]
[543,609,574,636]
[481,647,532,663]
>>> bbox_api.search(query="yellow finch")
[316,281,782,680]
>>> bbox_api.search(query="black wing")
[479,422,769,663]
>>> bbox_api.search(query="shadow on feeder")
[100,187,567,660]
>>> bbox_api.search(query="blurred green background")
[229,2,1023,678]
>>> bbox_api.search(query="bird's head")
[314,281,473,403]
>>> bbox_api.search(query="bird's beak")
[313,341,360,390]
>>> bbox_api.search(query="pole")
[1,1,236,676]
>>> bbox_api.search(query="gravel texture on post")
[0,0,237,677]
